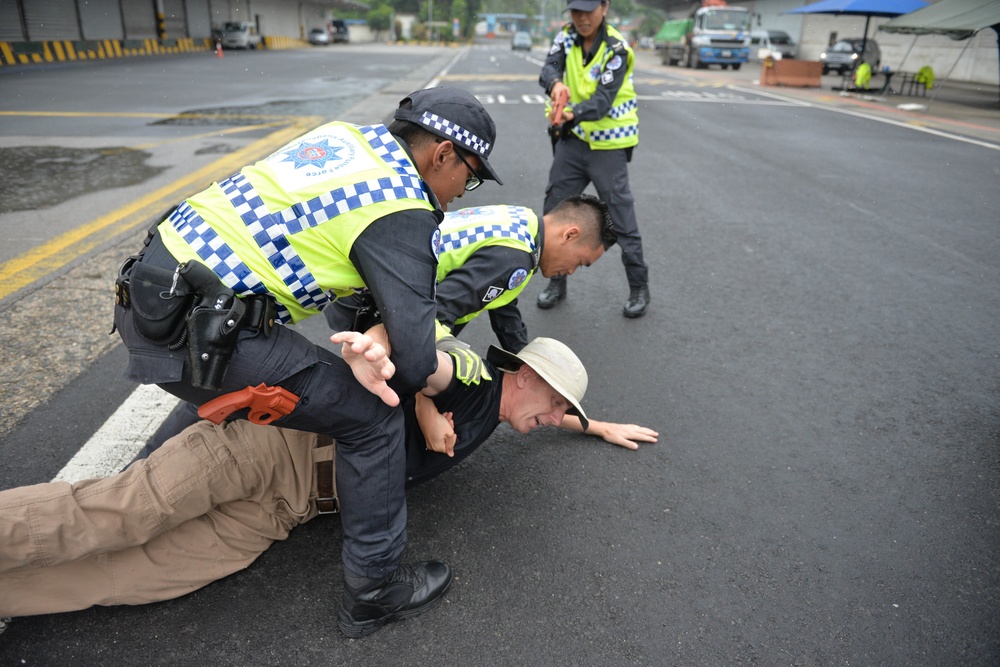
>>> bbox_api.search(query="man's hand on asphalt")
[591,421,659,450]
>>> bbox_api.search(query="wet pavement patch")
[195,143,240,155]
[153,95,377,127]
[0,146,168,214]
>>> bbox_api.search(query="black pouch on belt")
[179,260,247,391]
[126,260,194,345]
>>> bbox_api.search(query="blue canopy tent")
[786,0,930,68]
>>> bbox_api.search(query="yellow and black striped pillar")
[155,0,167,40]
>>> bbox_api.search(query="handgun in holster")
[197,383,300,425]
[178,260,246,391]
[547,123,576,155]
[548,125,561,154]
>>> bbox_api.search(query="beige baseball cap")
[487,337,590,431]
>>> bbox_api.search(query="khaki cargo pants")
[0,420,335,616]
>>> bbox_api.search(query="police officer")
[536,0,651,318]
[112,86,501,637]
[324,194,617,353]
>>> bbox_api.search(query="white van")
[751,30,797,61]
[220,21,262,50]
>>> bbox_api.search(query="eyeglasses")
[453,147,484,192]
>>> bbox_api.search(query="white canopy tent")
[880,0,1000,105]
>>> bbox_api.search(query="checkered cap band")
[169,124,429,324]
[438,206,535,254]
[418,111,492,157]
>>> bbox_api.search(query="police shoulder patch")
[482,286,505,303]
[430,228,442,260]
[508,268,529,290]
[607,55,623,71]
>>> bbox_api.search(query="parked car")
[751,29,797,60]
[511,31,532,51]
[329,19,349,44]
[820,38,880,75]
[220,21,261,50]
[308,28,330,45]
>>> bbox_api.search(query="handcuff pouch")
[126,260,192,345]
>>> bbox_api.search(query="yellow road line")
[0,116,321,299]
[130,122,287,151]
[0,110,303,120]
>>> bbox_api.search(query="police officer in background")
[536,0,651,318]
[324,194,617,353]
[112,86,501,637]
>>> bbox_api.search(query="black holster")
[178,260,246,391]
[548,125,561,155]
[352,301,383,333]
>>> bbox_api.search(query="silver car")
[820,38,881,75]
[511,31,532,51]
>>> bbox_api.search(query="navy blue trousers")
[544,135,649,288]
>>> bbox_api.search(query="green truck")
[654,4,751,70]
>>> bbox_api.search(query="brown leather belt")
[314,435,338,514]
[315,461,338,514]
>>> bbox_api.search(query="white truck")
[219,21,262,50]
[655,2,751,70]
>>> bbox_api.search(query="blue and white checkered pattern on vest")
[168,124,428,325]
[608,98,637,119]
[573,98,638,142]
[438,206,536,254]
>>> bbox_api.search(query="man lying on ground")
[0,333,657,635]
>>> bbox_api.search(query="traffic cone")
[215,40,223,58]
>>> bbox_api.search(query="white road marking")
[52,384,178,483]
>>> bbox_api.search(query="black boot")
[338,561,453,638]
[623,285,650,318]
[536,277,567,309]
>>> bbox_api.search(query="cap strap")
[418,111,491,157]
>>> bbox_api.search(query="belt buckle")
[316,497,339,515]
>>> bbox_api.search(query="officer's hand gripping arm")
[435,321,491,386]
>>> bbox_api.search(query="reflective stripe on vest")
[165,123,428,324]
[438,207,536,257]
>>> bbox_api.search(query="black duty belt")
[242,294,275,336]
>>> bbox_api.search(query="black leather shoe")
[536,278,567,309]
[338,561,453,638]
[623,285,650,318]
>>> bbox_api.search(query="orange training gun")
[197,383,300,426]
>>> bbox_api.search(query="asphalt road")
[0,43,997,665]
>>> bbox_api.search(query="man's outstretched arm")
[558,415,659,450]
